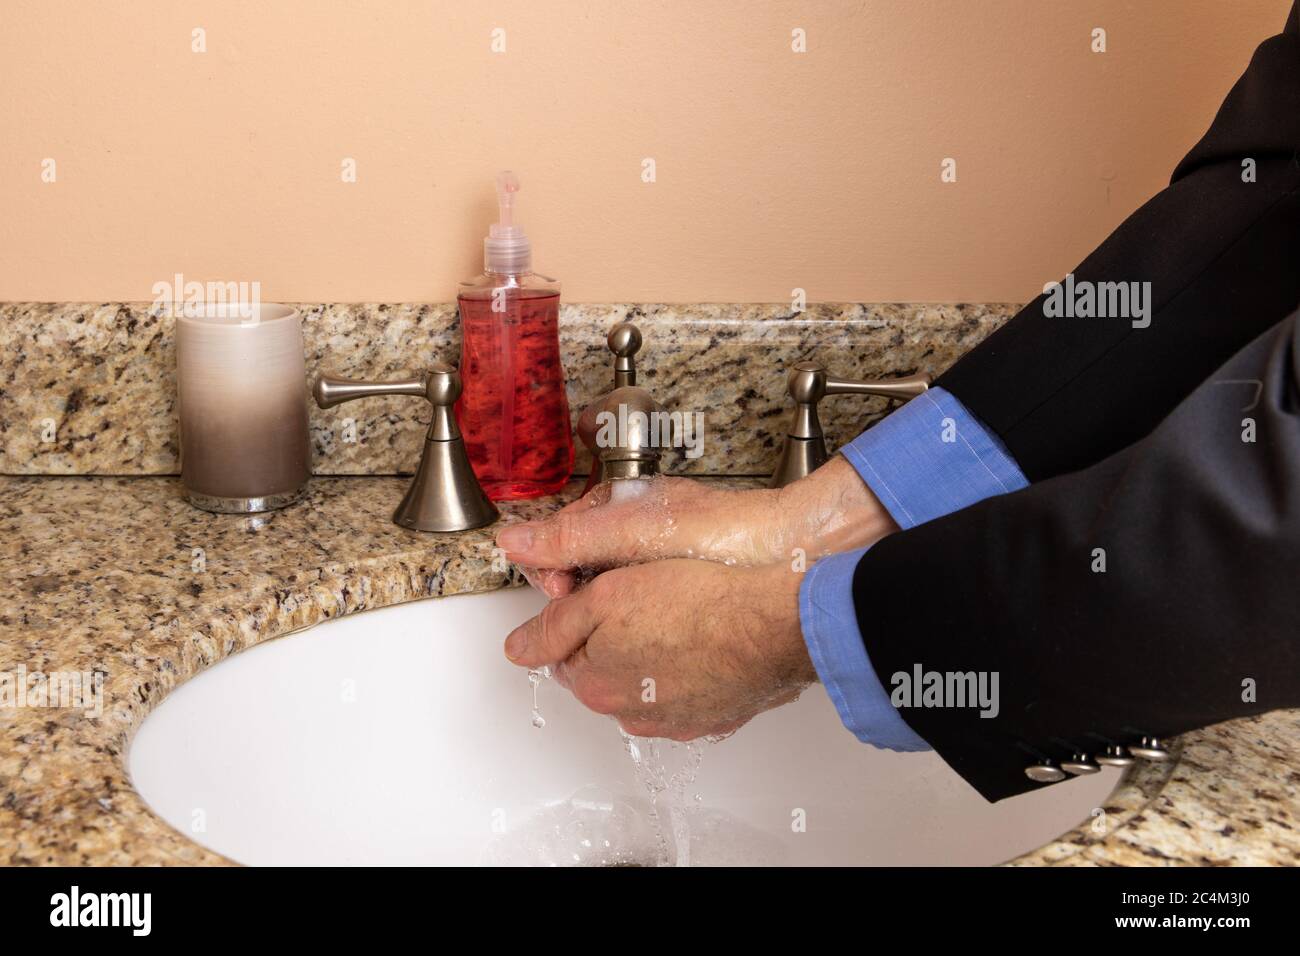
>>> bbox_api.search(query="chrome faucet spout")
[595,383,665,481]
[582,321,668,487]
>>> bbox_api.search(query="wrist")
[753,562,817,684]
[777,456,898,560]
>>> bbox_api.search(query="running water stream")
[620,731,704,867]
[519,664,706,866]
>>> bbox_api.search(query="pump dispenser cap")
[484,171,532,274]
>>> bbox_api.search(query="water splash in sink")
[481,785,659,866]
[481,783,785,867]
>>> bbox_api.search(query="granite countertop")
[1,475,1297,866]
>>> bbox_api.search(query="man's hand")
[497,457,896,597]
[503,560,813,740]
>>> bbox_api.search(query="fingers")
[503,580,605,668]
[499,492,606,587]
[495,483,653,570]
[553,648,623,716]
[518,565,577,599]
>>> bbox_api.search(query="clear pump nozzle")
[484,170,532,274]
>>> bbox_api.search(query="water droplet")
[527,668,549,730]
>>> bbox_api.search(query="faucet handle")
[770,361,930,488]
[789,360,930,404]
[823,368,930,402]
[313,372,429,408]
[312,363,497,532]
[607,321,642,388]
[314,363,466,442]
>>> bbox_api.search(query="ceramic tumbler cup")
[176,303,311,513]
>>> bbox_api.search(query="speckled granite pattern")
[1010,713,1300,866]
[0,476,538,865]
[0,475,1296,866]
[0,302,1015,478]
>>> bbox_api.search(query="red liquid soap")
[455,172,573,500]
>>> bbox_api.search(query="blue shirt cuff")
[799,547,930,751]
[798,386,1029,753]
[838,386,1028,530]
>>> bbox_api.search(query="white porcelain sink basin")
[129,587,1118,866]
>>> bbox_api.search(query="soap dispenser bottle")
[456,171,573,500]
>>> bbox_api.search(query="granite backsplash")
[0,302,1016,477]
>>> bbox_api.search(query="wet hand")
[503,560,813,739]
[498,457,896,598]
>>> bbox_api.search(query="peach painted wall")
[0,0,1290,303]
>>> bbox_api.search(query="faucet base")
[770,436,829,488]
[393,438,499,533]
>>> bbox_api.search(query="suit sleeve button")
[1061,753,1101,775]
[1095,745,1135,767]
[1024,761,1066,783]
[1128,736,1170,760]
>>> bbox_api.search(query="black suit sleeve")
[939,2,1300,481]
[855,311,1300,802]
